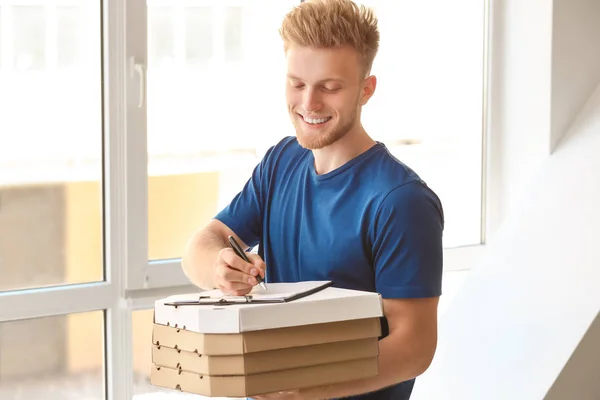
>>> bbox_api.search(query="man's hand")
[214,247,266,296]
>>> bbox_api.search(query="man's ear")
[360,75,377,106]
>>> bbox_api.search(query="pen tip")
[259,282,268,290]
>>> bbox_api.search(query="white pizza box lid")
[154,281,384,334]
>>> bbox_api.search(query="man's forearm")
[299,332,431,399]
[181,225,228,289]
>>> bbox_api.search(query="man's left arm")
[301,296,439,399]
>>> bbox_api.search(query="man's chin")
[295,132,330,150]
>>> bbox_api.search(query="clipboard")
[164,281,333,307]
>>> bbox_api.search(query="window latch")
[129,56,146,108]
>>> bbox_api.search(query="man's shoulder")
[367,144,422,185]
[359,145,435,202]
[361,146,444,226]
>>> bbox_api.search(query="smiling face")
[285,45,376,150]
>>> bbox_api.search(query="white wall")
[411,80,600,400]
[550,0,600,152]
[485,0,553,237]
[485,0,600,237]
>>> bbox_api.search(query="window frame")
[0,1,137,398]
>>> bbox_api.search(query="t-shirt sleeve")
[214,147,275,250]
[371,181,445,299]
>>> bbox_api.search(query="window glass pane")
[146,0,485,261]
[148,6,176,68]
[147,1,296,261]
[133,309,195,398]
[57,6,84,68]
[360,0,485,247]
[223,6,243,63]
[0,311,104,399]
[184,7,213,66]
[12,6,46,70]
[0,3,104,291]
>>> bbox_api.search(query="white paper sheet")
[163,281,333,304]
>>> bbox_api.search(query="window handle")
[130,57,146,108]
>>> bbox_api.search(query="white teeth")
[303,116,330,124]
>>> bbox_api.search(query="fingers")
[216,264,260,286]
[220,248,256,275]
[220,248,265,280]
[246,253,266,279]
[215,248,266,295]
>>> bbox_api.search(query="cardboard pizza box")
[151,317,381,355]
[150,357,379,397]
[152,336,379,375]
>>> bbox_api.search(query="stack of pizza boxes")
[150,281,383,398]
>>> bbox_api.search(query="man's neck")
[312,125,376,175]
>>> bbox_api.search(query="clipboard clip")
[165,294,254,308]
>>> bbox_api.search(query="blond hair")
[279,0,380,76]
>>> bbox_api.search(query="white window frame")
[0,1,139,399]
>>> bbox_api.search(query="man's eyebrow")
[286,74,345,83]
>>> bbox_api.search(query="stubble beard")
[292,108,358,150]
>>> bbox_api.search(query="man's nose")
[303,88,322,112]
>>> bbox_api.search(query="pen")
[228,235,267,290]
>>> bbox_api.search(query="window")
[12,6,46,71]
[359,0,486,248]
[148,6,176,68]
[0,2,103,291]
[57,6,84,68]
[0,312,104,399]
[0,1,111,397]
[184,6,213,66]
[146,1,296,262]
[223,6,244,62]
[144,0,486,275]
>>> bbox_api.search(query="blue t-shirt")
[215,136,444,400]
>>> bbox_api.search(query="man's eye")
[324,86,341,92]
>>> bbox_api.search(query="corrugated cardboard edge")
[151,336,380,376]
[150,357,379,397]
[152,310,156,348]
[240,317,382,353]
[152,317,382,355]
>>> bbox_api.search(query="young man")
[181,0,444,399]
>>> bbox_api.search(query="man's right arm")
[181,219,264,294]
[181,219,234,289]
[182,140,286,291]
